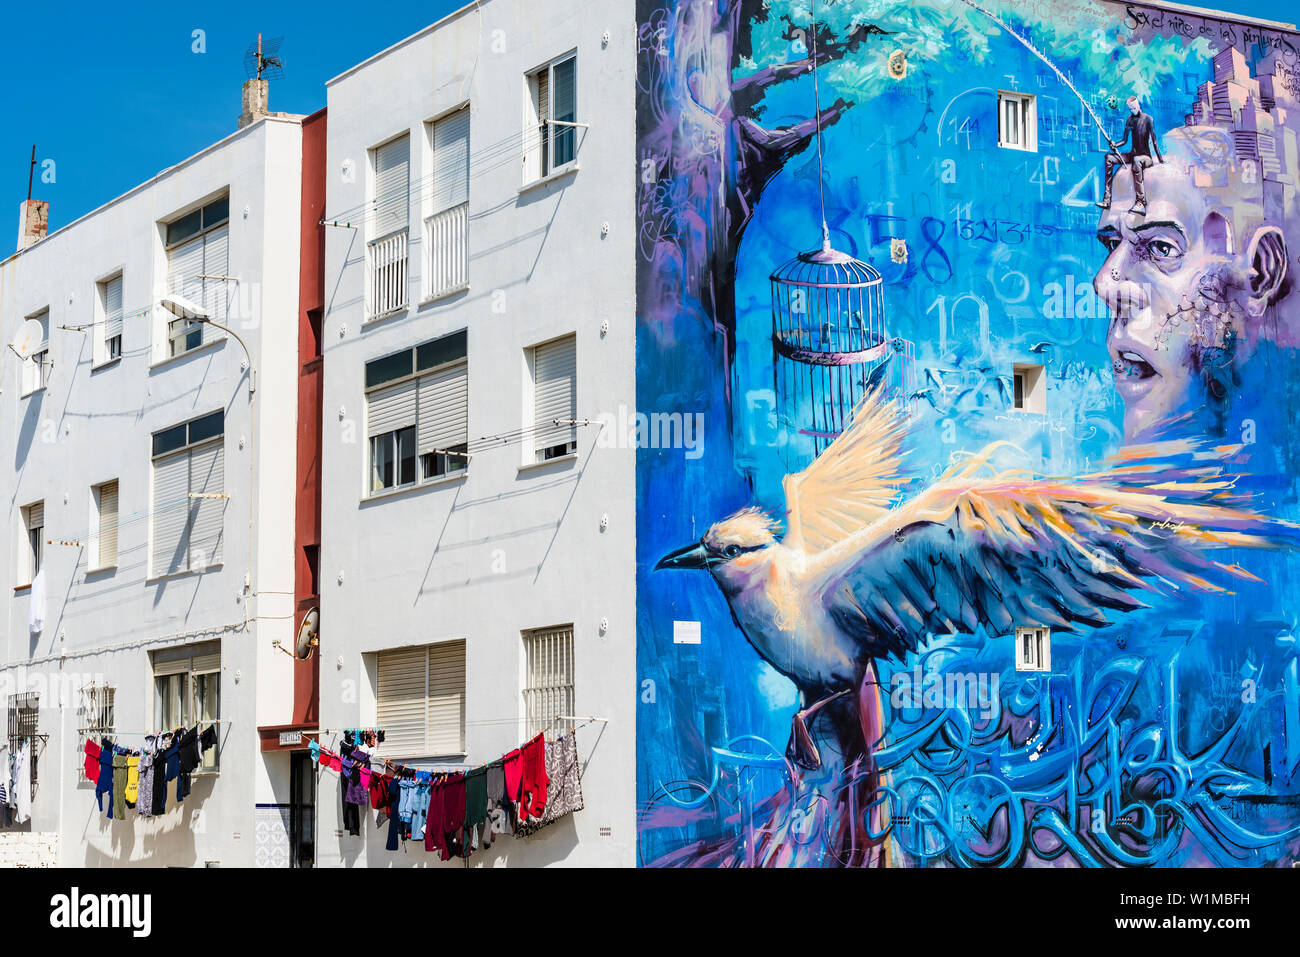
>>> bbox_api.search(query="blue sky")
[3,0,1296,233]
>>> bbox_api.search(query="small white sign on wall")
[673,620,701,645]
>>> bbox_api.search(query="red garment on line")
[503,748,522,802]
[83,739,101,785]
[518,734,549,821]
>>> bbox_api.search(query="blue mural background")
[636,0,1300,866]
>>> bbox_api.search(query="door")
[288,750,316,868]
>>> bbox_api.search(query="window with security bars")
[529,335,577,462]
[522,625,574,739]
[368,134,410,318]
[425,108,470,299]
[8,692,40,795]
[77,685,115,777]
[376,641,466,758]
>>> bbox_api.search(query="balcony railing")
[367,228,408,319]
[424,202,468,300]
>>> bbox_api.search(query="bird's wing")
[803,444,1293,661]
[782,387,910,554]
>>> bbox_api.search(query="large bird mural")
[656,388,1294,864]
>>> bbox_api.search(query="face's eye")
[722,544,743,559]
[1147,239,1181,261]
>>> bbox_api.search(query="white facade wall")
[320,0,637,866]
[0,117,304,866]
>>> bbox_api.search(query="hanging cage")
[770,243,914,461]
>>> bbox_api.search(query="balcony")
[367,228,408,320]
[424,202,468,301]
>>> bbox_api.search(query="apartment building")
[0,103,325,866]
[317,0,636,866]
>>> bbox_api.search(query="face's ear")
[1245,225,1288,317]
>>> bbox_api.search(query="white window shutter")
[152,452,189,576]
[98,481,119,567]
[377,646,428,757]
[374,135,410,232]
[367,378,417,437]
[26,501,44,531]
[188,443,225,568]
[532,337,576,455]
[167,235,206,304]
[103,275,124,342]
[417,361,468,453]
[203,225,229,329]
[431,109,470,214]
[427,641,465,755]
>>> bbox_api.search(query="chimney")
[239,78,270,130]
[17,199,48,251]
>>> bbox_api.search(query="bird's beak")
[655,541,710,571]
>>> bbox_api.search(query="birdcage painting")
[771,244,914,461]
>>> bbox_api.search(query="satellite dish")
[8,318,46,359]
[294,607,319,660]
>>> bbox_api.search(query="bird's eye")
[722,544,743,559]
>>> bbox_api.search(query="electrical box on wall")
[1015,625,1051,672]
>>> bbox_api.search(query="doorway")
[288,750,316,868]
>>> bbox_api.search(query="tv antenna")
[243,33,285,82]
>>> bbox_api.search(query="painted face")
[1128,100,1141,115]
[1093,157,1254,439]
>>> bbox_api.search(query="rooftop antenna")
[27,145,35,202]
[243,33,285,82]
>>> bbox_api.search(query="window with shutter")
[418,360,468,479]
[376,646,429,757]
[151,642,221,770]
[166,235,207,355]
[203,225,229,324]
[99,274,124,364]
[188,443,225,569]
[151,412,224,577]
[373,135,410,233]
[22,501,44,583]
[152,452,189,577]
[427,641,466,756]
[93,480,119,570]
[427,109,470,298]
[524,55,578,183]
[163,196,230,356]
[531,336,577,462]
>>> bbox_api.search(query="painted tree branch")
[731,24,871,115]
[735,97,852,226]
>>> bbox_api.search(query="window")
[164,196,229,357]
[79,684,115,740]
[523,624,574,739]
[90,480,119,570]
[96,274,124,365]
[368,134,410,318]
[152,642,220,770]
[20,501,43,585]
[7,693,40,796]
[1012,362,1046,414]
[21,311,50,396]
[1015,625,1051,672]
[425,108,470,299]
[525,54,578,182]
[376,640,466,757]
[151,411,225,577]
[998,91,1037,152]
[365,330,468,494]
[530,335,577,462]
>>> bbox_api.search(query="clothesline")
[77,719,232,737]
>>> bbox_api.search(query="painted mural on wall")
[635,0,1300,867]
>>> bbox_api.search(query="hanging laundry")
[384,775,404,851]
[518,733,549,821]
[516,730,584,838]
[124,755,140,808]
[152,731,174,815]
[82,739,101,786]
[12,740,31,825]
[112,751,128,820]
[409,774,432,841]
[482,762,508,848]
[95,738,115,817]
[463,766,488,852]
[136,735,158,820]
